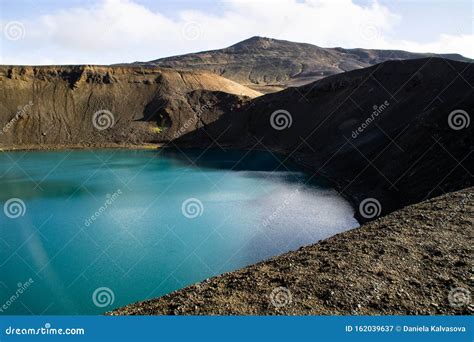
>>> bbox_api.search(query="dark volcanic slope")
[139,36,471,93]
[176,58,474,221]
[110,187,473,315]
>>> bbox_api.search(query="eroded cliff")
[0,65,260,148]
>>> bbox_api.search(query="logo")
[270,110,293,130]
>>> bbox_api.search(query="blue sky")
[0,0,472,65]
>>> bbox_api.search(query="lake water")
[0,149,358,314]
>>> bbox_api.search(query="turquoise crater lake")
[0,149,358,314]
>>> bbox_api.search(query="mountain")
[135,36,471,93]
[174,57,474,219]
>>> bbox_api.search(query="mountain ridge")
[134,36,471,93]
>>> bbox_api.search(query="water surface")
[0,149,358,314]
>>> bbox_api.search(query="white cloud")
[0,0,472,65]
[395,34,474,59]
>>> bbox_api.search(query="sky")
[0,0,472,65]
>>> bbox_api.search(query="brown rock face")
[0,65,260,147]
[138,36,471,93]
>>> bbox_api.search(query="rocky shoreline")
[110,187,473,315]
[0,142,162,152]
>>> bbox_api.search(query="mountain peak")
[229,36,276,49]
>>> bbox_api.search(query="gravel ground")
[110,187,473,315]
